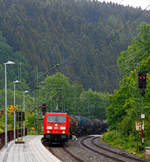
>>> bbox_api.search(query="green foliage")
[39,72,74,112]
[118,22,150,77]
[103,131,138,154]
[38,72,108,119]
[26,112,42,134]
[0,29,31,90]
[0,113,5,133]
[103,131,118,144]
[144,114,150,140]
[0,87,33,111]
[106,22,150,154]
[0,111,14,132]
[106,70,137,130]
[0,71,109,134]
[79,89,108,119]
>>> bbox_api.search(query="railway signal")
[42,104,46,115]
[138,71,146,89]
[16,112,25,121]
[138,71,146,96]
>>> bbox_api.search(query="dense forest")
[0,0,150,92]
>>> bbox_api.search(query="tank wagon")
[42,112,107,145]
[75,116,103,136]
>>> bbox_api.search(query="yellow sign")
[8,104,15,111]
[136,121,144,131]
[31,127,35,131]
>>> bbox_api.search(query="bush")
[103,131,137,149]
[103,130,117,143]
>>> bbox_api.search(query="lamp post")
[23,90,28,137]
[4,61,15,147]
[13,80,20,140]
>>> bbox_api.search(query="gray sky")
[99,0,150,10]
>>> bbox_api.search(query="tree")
[107,22,150,137]
[39,72,73,112]
[79,89,108,119]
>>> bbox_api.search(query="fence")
[0,128,27,149]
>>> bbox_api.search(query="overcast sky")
[99,0,150,10]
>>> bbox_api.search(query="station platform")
[0,135,61,162]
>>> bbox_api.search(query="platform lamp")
[23,90,29,137]
[4,61,15,147]
[13,80,20,140]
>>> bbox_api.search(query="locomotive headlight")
[62,131,65,134]
[47,126,52,129]
[60,127,66,130]
[47,130,51,133]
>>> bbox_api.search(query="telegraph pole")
[4,61,15,147]
[37,66,40,134]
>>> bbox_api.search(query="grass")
[0,128,4,134]
[102,131,148,159]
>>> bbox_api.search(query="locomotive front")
[43,112,70,144]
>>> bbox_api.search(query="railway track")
[44,135,148,162]
[81,136,146,162]
[46,144,85,162]
[92,137,144,161]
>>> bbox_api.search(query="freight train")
[41,112,107,145]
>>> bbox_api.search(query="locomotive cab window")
[47,115,66,123]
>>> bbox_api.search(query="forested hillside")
[0,0,150,92]
[0,31,30,89]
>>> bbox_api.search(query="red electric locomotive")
[42,112,70,144]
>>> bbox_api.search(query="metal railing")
[0,128,27,149]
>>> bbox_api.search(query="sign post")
[136,121,144,151]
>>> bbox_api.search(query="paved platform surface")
[0,135,61,162]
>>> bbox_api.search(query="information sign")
[8,104,15,111]
[136,121,144,131]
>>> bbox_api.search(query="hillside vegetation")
[0,0,150,92]
[104,23,150,157]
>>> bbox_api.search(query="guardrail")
[0,128,27,149]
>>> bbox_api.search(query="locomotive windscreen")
[47,115,66,123]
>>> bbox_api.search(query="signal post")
[136,71,146,151]
[15,111,25,144]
